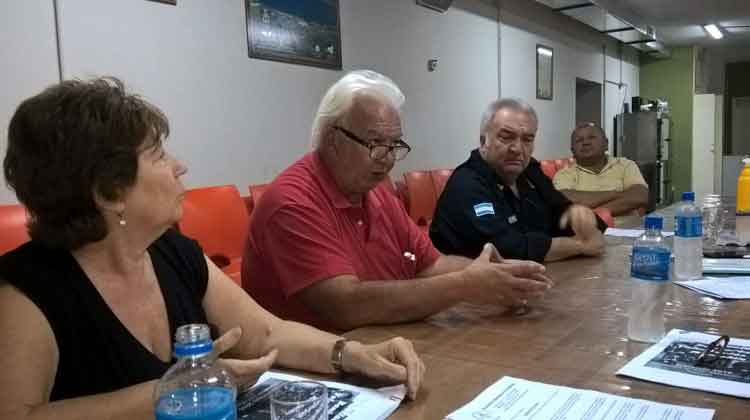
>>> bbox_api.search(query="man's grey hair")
[479,98,538,139]
[311,70,405,148]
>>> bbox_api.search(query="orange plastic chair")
[593,207,615,227]
[241,195,254,215]
[178,185,249,285]
[394,179,409,210]
[246,183,270,217]
[431,169,453,199]
[380,175,397,197]
[402,170,438,226]
[0,204,30,255]
[554,159,569,171]
[540,160,558,179]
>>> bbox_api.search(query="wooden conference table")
[344,215,750,419]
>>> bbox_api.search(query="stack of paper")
[676,276,750,299]
[703,258,750,274]
[618,329,750,398]
[446,376,714,420]
[605,228,675,238]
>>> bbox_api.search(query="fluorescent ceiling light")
[537,47,552,57]
[703,24,723,39]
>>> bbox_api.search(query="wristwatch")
[330,338,351,373]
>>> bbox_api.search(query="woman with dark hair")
[0,78,424,419]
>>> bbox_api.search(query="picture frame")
[536,44,554,100]
[245,0,342,70]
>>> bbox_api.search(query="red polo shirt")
[241,152,441,330]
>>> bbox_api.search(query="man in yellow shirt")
[553,122,649,216]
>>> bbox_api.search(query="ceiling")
[537,0,750,48]
[600,0,750,46]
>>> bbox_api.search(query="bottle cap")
[644,216,663,230]
[682,191,695,202]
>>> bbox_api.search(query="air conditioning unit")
[416,0,453,13]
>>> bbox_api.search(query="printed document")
[703,258,750,274]
[446,376,713,420]
[237,371,405,420]
[605,228,674,238]
[675,276,750,299]
[618,329,750,398]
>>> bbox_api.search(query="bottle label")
[675,215,702,238]
[631,248,671,281]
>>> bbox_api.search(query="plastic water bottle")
[628,216,671,343]
[155,324,236,420]
[674,191,703,280]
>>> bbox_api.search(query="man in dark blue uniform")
[430,98,606,262]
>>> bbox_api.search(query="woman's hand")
[340,337,425,400]
[212,327,278,387]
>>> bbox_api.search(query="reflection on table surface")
[345,226,750,419]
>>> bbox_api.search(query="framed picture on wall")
[536,44,553,100]
[245,0,342,70]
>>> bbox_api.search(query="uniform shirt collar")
[468,148,536,189]
[576,156,615,175]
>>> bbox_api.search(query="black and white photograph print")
[245,0,342,70]
[645,341,750,383]
[237,378,359,420]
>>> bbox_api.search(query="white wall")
[0,0,60,203]
[605,47,639,150]
[0,0,640,204]
[498,0,639,158]
[54,0,497,190]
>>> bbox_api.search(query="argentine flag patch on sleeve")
[473,202,495,217]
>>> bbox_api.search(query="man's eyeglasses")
[333,126,411,161]
[694,335,730,367]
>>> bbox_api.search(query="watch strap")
[330,338,350,373]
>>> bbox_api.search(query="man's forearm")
[544,237,583,262]
[301,270,471,330]
[417,254,472,277]
[599,185,649,216]
[559,190,617,208]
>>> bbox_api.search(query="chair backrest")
[246,183,271,216]
[0,204,30,255]
[380,175,397,197]
[394,179,409,210]
[430,169,453,199]
[540,157,575,180]
[178,185,249,262]
[593,207,615,227]
[539,160,558,179]
[402,170,438,225]
[554,159,569,171]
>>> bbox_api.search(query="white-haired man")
[430,99,607,262]
[242,71,550,331]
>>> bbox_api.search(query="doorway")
[576,78,603,127]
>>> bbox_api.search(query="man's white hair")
[311,70,405,148]
[479,98,538,140]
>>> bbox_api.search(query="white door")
[692,94,718,203]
